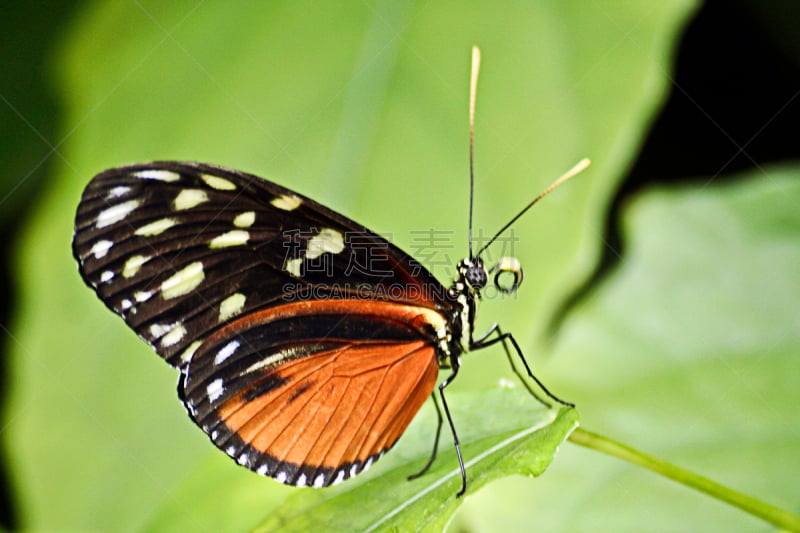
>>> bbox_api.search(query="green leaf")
[455,168,800,531]
[6,0,697,530]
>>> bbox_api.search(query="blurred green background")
[2,1,799,531]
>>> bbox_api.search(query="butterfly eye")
[491,257,523,294]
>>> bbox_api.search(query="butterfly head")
[457,255,523,296]
[457,257,488,293]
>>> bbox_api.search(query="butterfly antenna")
[468,45,481,259]
[475,158,591,258]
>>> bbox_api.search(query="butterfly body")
[73,161,498,488]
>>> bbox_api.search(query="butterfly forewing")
[72,161,451,486]
[73,162,446,367]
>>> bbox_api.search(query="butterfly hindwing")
[72,162,447,367]
[180,299,442,486]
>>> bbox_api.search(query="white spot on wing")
[134,169,180,182]
[257,464,269,476]
[242,345,310,376]
[271,194,302,211]
[305,228,344,259]
[332,470,345,486]
[350,463,359,478]
[123,255,151,278]
[238,453,249,466]
[276,471,288,484]
[100,271,114,282]
[233,211,255,227]
[108,186,131,198]
[218,293,246,322]
[161,262,205,299]
[120,299,132,310]
[214,340,240,365]
[363,457,373,472]
[243,356,276,375]
[160,323,187,347]
[90,240,113,259]
[172,189,208,210]
[180,340,203,362]
[207,378,224,402]
[96,200,140,228]
[135,217,177,236]
[134,290,152,303]
[149,323,171,338]
[201,174,236,190]
[285,257,303,277]
[313,473,326,488]
[296,473,307,487]
[209,230,249,248]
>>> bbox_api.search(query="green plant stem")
[568,427,800,532]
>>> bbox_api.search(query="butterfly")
[72,47,586,496]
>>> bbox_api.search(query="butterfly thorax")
[441,257,488,364]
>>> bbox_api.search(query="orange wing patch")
[181,299,446,487]
[212,340,437,486]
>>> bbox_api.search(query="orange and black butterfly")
[72,49,584,496]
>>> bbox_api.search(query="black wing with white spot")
[72,161,447,368]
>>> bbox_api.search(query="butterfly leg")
[471,325,575,408]
[439,360,468,497]
[472,320,499,345]
[473,324,550,407]
[407,392,443,481]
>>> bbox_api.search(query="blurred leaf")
[6,0,696,530]
[455,168,800,531]
[0,3,76,224]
